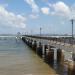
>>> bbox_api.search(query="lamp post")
[70,19,75,61]
[40,27,42,36]
[40,27,42,42]
[71,19,74,39]
[71,19,74,45]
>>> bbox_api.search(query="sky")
[0,0,75,35]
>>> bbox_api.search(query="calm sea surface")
[0,36,58,75]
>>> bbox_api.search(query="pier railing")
[23,35,75,45]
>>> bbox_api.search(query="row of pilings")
[22,36,75,75]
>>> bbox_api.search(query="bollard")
[57,49,64,65]
[68,60,75,75]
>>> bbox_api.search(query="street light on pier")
[40,27,42,37]
[70,19,74,45]
[40,27,42,42]
[70,19,75,61]
[71,19,74,39]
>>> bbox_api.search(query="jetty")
[22,35,75,75]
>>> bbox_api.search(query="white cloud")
[54,2,70,15]
[24,0,75,20]
[0,6,26,29]
[48,1,75,20]
[24,0,39,13]
[41,7,50,15]
[69,4,75,19]
[48,1,71,16]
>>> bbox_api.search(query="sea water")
[0,36,57,75]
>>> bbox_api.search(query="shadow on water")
[35,49,68,75]
[44,60,68,75]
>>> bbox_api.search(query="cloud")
[0,6,26,29]
[41,7,50,15]
[48,1,71,16]
[69,4,75,19]
[48,1,75,20]
[24,0,39,13]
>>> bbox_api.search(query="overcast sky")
[0,0,75,34]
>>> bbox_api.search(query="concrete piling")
[22,37,26,43]
[44,45,54,64]
[48,48,54,64]
[29,39,33,48]
[37,42,42,57]
[32,40,37,52]
[42,44,45,59]
[44,44,48,56]
[68,60,75,75]
[43,45,48,61]
[57,49,64,65]
[26,39,29,45]
[72,53,75,61]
